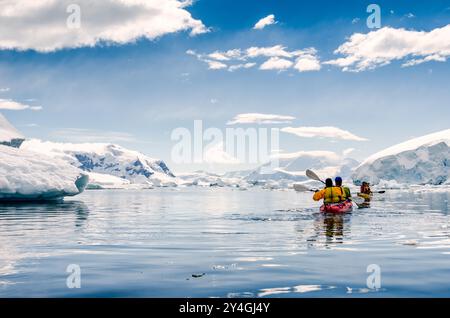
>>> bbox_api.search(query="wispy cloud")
[188,45,321,73]
[260,57,293,70]
[281,126,368,141]
[51,128,136,143]
[325,24,450,72]
[253,14,277,30]
[0,0,208,52]
[0,99,42,111]
[228,113,295,125]
[203,142,240,164]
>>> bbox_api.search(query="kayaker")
[360,182,372,195]
[313,178,346,204]
[335,176,351,201]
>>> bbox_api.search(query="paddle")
[305,169,325,184]
[293,183,318,192]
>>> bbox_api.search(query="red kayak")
[320,201,353,214]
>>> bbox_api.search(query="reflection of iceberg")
[0,144,88,201]
[0,200,89,286]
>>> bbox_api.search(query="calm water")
[0,188,449,297]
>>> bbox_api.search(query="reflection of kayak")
[320,201,353,214]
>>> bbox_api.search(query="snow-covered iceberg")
[0,113,25,148]
[86,172,131,189]
[353,129,450,185]
[177,170,244,188]
[0,144,88,201]
[242,151,359,185]
[21,139,176,187]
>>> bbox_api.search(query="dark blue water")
[0,188,449,297]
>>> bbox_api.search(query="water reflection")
[0,200,90,229]
[0,200,90,285]
[306,213,352,248]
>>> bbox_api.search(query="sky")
[1,0,450,173]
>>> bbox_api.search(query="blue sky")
[1,0,450,172]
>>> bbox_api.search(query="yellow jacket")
[313,187,348,204]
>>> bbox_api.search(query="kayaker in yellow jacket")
[335,176,351,201]
[313,178,348,204]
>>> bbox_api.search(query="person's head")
[325,178,333,188]
[335,176,343,186]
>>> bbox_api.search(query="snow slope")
[0,145,88,200]
[21,139,176,186]
[177,170,244,187]
[244,151,359,184]
[0,113,24,148]
[86,172,132,189]
[353,129,450,185]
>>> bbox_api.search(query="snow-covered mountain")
[353,129,450,185]
[0,113,25,148]
[177,170,245,188]
[243,151,359,184]
[21,139,177,187]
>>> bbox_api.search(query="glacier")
[242,151,358,185]
[0,144,88,201]
[353,129,450,185]
[0,113,25,148]
[21,139,177,187]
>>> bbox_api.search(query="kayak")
[320,201,353,214]
[357,192,373,200]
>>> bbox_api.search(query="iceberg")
[353,129,450,185]
[243,151,359,185]
[177,170,244,188]
[0,144,88,201]
[21,139,176,187]
[86,172,131,189]
[0,113,25,148]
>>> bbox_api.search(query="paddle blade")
[293,184,312,192]
[305,169,324,183]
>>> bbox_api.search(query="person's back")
[313,178,347,204]
[360,182,371,195]
[335,176,351,202]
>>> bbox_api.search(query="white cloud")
[228,113,295,125]
[189,45,321,73]
[203,142,240,164]
[0,87,10,92]
[246,45,292,58]
[405,13,415,18]
[325,25,450,72]
[0,99,42,111]
[52,128,136,143]
[293,49,321,72]
[281,126,368,141]
[205,60,227,70]
[228,62,256,72]
[275,150,342,162]
[0,0,208,52]
[253,14,277,30]
[351,18,360,24]
[207,49,242,61]
[260,57,293,70]
[342,148,355,157]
